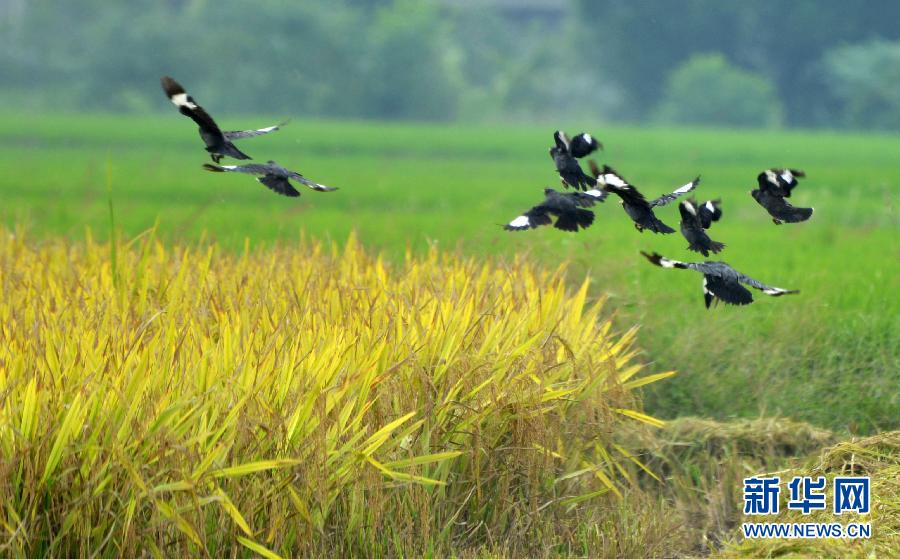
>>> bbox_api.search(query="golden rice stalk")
[0,230,670,556]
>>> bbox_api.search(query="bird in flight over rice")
[202,161,337,197]
[161,76,285,163]
[640,252,798,309]
[679,198,725,256]
[504,188,607,232]
[589,161,699,234]
[751,169,813,224]
[550,131,598,190]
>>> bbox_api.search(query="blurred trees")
[0,0,586,121]
[820,41,900,130]
[2,0,900,129]
[655,54,782,128]
[574,0,900,128]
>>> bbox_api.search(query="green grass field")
[1,113,897,433]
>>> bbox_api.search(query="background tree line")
[2,0,899,130]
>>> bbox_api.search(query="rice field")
[0,114,897,434]
[0,231,670,557]
[0,114,898,557]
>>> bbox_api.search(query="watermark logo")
[743,476,780,515]
[787,476,826,514]
[833,477,870,515]
[741,476,871,539]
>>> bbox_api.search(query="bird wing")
[735,272,799,296]
[703,275,753,307]
[698,199,722,228]
[651,176,701,207]
[757,170,789,196]
[161,76,223,137]
[679,199,701,224]
[223,122,287,140]
[258,174,301,197]
[640,251,692,270]
[553,130,571,152]
[288,171,337,192]
[202,163,273,176]
[505,205,552,231]
[566,189,608,207]
[569,132,601,158]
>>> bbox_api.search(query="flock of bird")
[161,76,812,309]
[161,77,337,197]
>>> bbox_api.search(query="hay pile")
[715,430,899,558]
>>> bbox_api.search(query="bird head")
[543,187,555,195]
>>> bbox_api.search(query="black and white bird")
[679,198,725,256]
[752,170,813,224]
[202,161,337,197]
[161,76,284,163]
[640,252,799,308]
[550,131,597,191]
[505,188,607,232]
[589,161,699,234]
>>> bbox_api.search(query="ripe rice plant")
[0,229,671,557]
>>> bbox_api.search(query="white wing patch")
[582,133,594,145]
[658,257,678,269]
[602,174,628,188]
[763,287,790,295]
[508,215,530,229]
[673,180,698,195]
[765,170,778,185]
[584,189,605,198]
[780,171,793,183]
[221,165,238,171]
[704,200,716,213]
[683,200,697,215]
[256,125,278,133]
[170,92,197,109]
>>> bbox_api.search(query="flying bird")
[679,198,725,256]
[550,131,597,190]
[589,161,699,234]
[202,161,337,197]
[161,76,285,163]
[505,188,607,232]
[752,170,813,224]
[640,252,798,308]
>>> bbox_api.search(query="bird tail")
[687,240,725,257]
[646,217,676,234]
[202,163,226,172]
[211,142,252,161]
[783,206,813,223]
[555,209,594,232]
